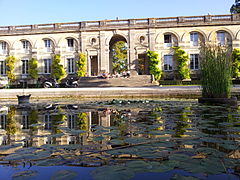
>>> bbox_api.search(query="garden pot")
[17,94,31,105]
[198,97,237,106]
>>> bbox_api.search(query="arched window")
[216,31,232,46]
[0,41,8,55]
[43,39,54,52]
[163,33,178,47]
[21,40,31,54]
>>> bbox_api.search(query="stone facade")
[0,14,240,82]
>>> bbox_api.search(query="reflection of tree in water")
[29,109,38,131]
[174,107,191,138]
[6,106,18,135]
[111,110,131,137]
[76,112,87,131]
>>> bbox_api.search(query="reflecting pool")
[0,99,239,180]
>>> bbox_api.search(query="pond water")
[0,99,239,180]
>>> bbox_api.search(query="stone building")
[0,13,240,83]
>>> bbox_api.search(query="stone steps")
[79,75,154,87]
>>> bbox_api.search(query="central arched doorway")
[109,35,128,74]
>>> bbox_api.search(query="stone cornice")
[0,14,240,36]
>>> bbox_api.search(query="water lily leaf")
[0,143,22,150]
[51,170,77,180]
[12,170,38,180]
[91,165,134,180]
[171,174,200,180]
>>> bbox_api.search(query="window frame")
[21,59,29,75]
[43,58,52,74]
[0,60,6,75]
[190,54,199,70]
[67,58,75,74]
[163,55,173,71]
[190,32,199,46]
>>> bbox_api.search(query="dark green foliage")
[173,47,190,80]
[29,58,38,79]
[112,41,128,73]
[231,48,240,78]
[76,113,87,130]
[200,45,232,98]
[5,56,16,83]
[29,109,38,131]
[230,0,240,14]
[76,53,86,77]
[51,54,66,83]
[6,106,17,135]
[146,50,162,80]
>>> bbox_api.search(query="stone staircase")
[78,75,154,87]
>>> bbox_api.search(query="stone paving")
[0,85,239,100]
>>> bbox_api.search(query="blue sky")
[0,0,234,26]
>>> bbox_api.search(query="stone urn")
[17,94,31,105]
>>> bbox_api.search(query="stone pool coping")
[0,85,240,100]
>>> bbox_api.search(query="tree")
[173,47,190,80]
[230,0,240,14]
[146,50,162,81]
[5,56,16,83]
[112,41,128,73]
[29,58,38,79]
[51,54,66,82]
[76,53,87,77]
[232,48,240,78]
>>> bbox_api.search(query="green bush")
[51,54,66,82]
[146,50,162,80]
[173,47,190,80]
[5,56,16,83]
[76,53,87,77]
[200,44,232,98]
[112,41,128,73]
[29,58,38,79]
[231,48,240,78]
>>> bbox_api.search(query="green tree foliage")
[230,0,240,14]
[51,54,66,82]
[146,50,162,80]
[5,56,16,83]
[173,47,190,80]
[76,53,87,77]
[29,58,38,79]
[200,44,232,98]
[231,48,240,78]
[112,41,128,73]
[52,107,66,134]
[6,106,17,135]
[76,113,87,130]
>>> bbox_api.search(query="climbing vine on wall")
[51,54,66,82]
[5,56,16,83]
[232,48,240,78]
[173,47,190,80]
[76,53,87,77]
[146,50,162,81]
[29,58,38,79]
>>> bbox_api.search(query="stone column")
[129,29,135,70]
[148,28,156,51]
[99,31,107,72]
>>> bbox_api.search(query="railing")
[0,14,237,34]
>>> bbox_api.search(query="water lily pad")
[51,170,77,180]
[12,170,38,180]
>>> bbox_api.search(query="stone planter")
[17,94,31,105]
[198,97,238,106]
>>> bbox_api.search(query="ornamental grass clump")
[200,45,232,98]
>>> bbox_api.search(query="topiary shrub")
[146,50,162,81]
